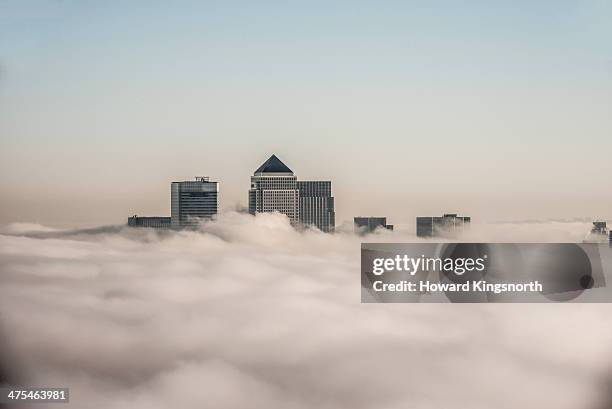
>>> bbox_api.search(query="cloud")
[0,212,611,409]
[0,223,58,234]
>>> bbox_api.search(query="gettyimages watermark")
[361,243,612,303]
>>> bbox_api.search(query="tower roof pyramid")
[254,154,293,174]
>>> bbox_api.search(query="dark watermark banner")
[361,243,612,303]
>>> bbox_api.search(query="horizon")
[1,149,611,228]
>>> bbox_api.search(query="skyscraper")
[249,155,300,224]
[298,181,335,232]
[171,177,219,228]
[249,154,335,231]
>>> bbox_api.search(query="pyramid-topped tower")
[248,154,335,232]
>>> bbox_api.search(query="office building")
[249,154,335,231]
[354,217,393,233]
[171,177,219,228]
[297,181,335,232]
[249,155,299,224]
[416,213,470,237]
[127,216,171,229]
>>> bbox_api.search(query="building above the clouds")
[127,176,218,229]
[354,217,394,233]
[249,154,335,232]
[297,181,335,233]
[248,155,299,224]
[416,213,470,237]
[127,216,171,229]
[171,177,219,228]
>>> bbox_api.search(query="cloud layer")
[1,212,611,409]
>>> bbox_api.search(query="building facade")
[127,216,171,229]
[416,213,470,237]
[171,177,219,228]
[354,217,393,233]
[297,181,335,232]
[249,154,335,231]
[249,155,299,224]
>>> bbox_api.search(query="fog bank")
[0,212,611,409]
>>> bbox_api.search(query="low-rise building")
[354,217,393,233]
[127,216,171,229]
[416,213,470,237]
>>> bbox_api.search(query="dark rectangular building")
[354,217,393,233]
[127,216,171,229]
[171,177,219,228]
[298,181,335,232]
[416,213,470,237]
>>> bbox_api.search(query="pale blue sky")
[1,1,611,225]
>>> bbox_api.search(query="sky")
[1,1,611,226]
